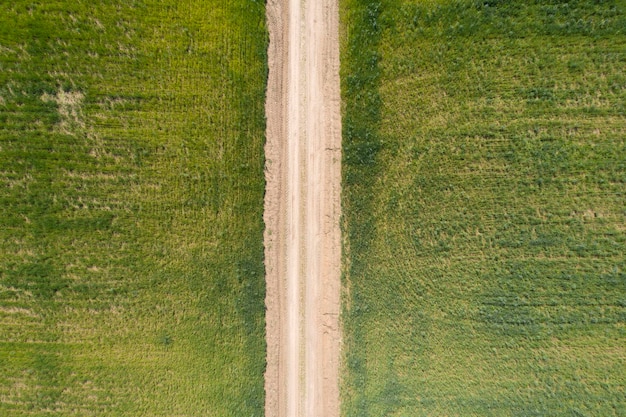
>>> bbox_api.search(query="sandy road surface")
[264,0,341,416]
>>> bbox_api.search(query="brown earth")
[263,0,342,416]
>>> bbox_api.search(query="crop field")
[341,0,625,416]
[0,1,266,415]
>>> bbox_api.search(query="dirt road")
[264,0,341,416]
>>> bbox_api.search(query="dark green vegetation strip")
[0,1,266,415]
[341,0,625,415]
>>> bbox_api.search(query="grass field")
[0,1,267,415]
[341,0,625,415]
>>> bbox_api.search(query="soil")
[264,0,342,416]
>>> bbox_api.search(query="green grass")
[341,0,626,416]
[0,1,267,415]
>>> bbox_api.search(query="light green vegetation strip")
[0,1,266,415]
[341,0,625,415]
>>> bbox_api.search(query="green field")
[341,0,625,416]
[0,1,267,415]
